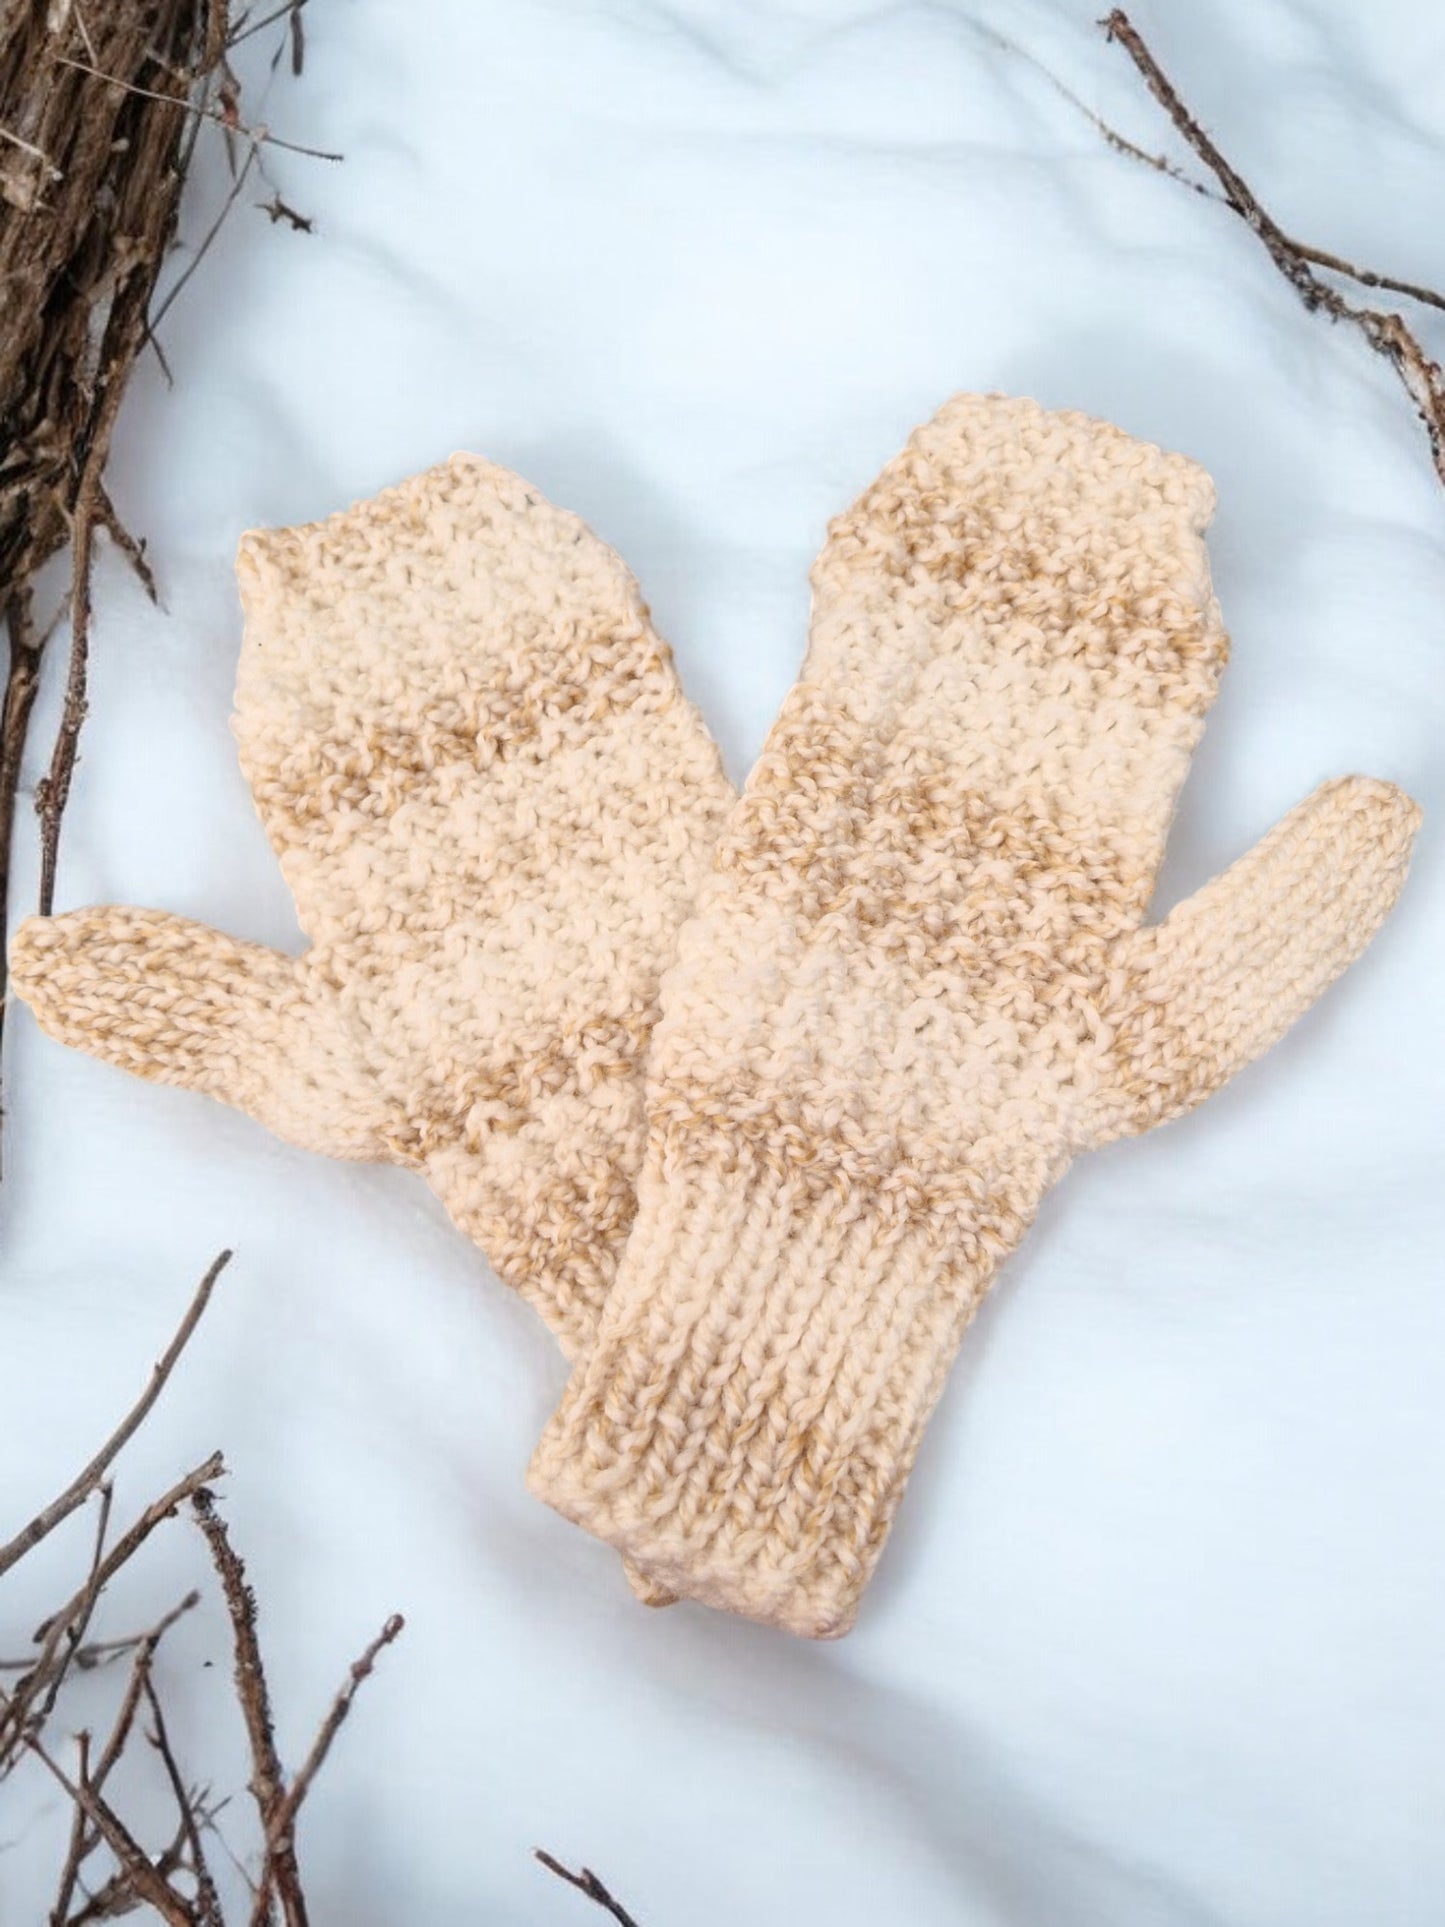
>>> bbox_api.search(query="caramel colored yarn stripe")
[11,456,735,1358]
[530,393,1420,1638]
[8,457,739,1610]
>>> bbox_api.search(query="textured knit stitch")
[10,456,736,1363]
[529,393,1421,1639]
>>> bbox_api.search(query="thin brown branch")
[0,1252,230,1579]
[979,20,1211,197]
[58,1600,197,1909]
[64,1824,191,1927]
[0,1254,400,1920]
[1099,9,1445,486]
[30,1484,114,1738]
[148,138,261,335]
[78,1589,203,1673]
[51,54,341,159]
[144,1673,225,1927]
[35,475,97,914]
[50,1731,92,1927]
[179,0,228,188]
[1292,243,1445,316]
[0,588,45,1059]
[2,1449,228,1770]
[196,1796,257,1909]
[259,194,313,233]
[986,18,1445,319]
[270,1615,404,1843]
[191,1486,305,1927]
[91,1639,161,1792]
[96,485,159,602]
[48,1659,150,1923]
[26,1732,195,1927]
[227,0,299,50]
[535,1852,643,1927]
[0,1588,201,1676]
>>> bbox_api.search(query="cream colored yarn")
[10,456,734,1360]
[529,394,1421,1640]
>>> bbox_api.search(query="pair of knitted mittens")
[12,396,1419,1638]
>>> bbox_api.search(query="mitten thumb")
[1091,776,1421,1144]
[9,908,394,1162]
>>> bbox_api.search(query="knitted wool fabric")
[10,456,734,1360]
[529,393,1421,1639]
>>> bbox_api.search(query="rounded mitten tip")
[918,391,1217,526]
[8,901,178,1055]
[8,909,124,1056]
[1304,772,1423,895]
[1329,772,1422,841]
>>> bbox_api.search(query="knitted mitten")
[10,457,734,1360]
[529,394,1421,1639]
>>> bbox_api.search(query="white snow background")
[3,0,1443,1920]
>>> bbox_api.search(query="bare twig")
[259,194,313,232]
[1292,245,1445,316]
[27,1732,195,1927]
[0,587,44,1067]
[0,1248,402,1919]
[0,1251,229,1579]
[90,1637,164,1792]
[1,1450,228,1772]
[983,17,1445,322]
[34,461,99,913]
[1,1589,201,1679]
[64,1821,192,1927]
[1099,9,1445,486]
[535,1851,644,1927]
[52,1596,200,1918]
[29,1484,114,1738]
[96,484,159,602]
[271,1615,404,1842]
[90,1634,167,1795]
[51,54,342,161]
[978,19,1212,197]
[148,139,262,336]
[77,1590,201,1675]
[227,1,302,51]
[144,1672,226,1927]
[287,0,306,78]
[191,1487,305,1927]
[50,1731,92,1927]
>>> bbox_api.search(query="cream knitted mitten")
[10,457,735,1360]
[529,394,1421,1639]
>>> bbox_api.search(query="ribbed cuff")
[528,1146,1005,1638]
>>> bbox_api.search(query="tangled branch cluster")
[0,0,336,1139]
[0,1253,403,1924]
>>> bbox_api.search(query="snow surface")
[3,1,1444,1920]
